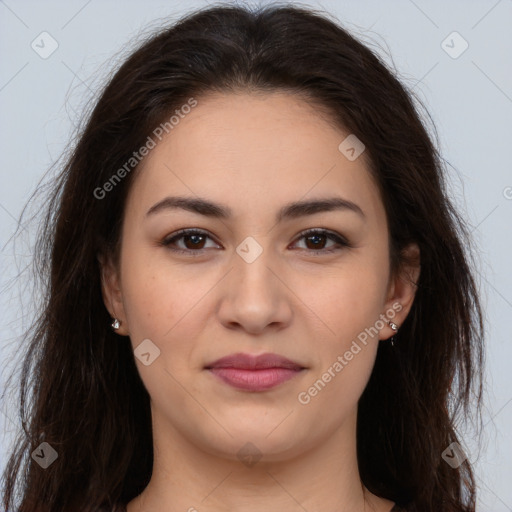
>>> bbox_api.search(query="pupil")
[186,234,204,248]
[307,234,324,249]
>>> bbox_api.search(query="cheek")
[119,254,224,384]
[295,271,385,417]
[120,247,205,338]
[119,263,207,404]
[295,259,388,341]
[293,258,388,392]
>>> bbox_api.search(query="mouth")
[204,352,306,392]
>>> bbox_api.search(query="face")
[102,91,419,463]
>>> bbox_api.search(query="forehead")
[126,91,384,225]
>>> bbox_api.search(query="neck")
[127,408,393,512]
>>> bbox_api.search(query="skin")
[101,91,420,512]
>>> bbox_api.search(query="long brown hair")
[1,3,484,511]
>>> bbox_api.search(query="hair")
[1,2,485,511]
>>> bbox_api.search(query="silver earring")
[388,321,398,346]
[111,318,121,330]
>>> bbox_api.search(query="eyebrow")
[146,195,365,222]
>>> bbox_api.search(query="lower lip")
[207,367,303,391]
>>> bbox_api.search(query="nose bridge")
[233,234,278,301]
[217,234,292,332]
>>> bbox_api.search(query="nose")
[216,243,293,335]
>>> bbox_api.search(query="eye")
[160,228,351,256]
[160,229,220,255]
[290,228,351,255]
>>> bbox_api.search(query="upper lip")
[205,352,304,370]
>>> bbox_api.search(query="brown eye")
[292,229,350,254]
[161,229,220,254]
[304,233,328,250]
[182,233,207,250]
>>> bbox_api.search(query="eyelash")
[160,228,351,256]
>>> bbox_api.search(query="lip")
[205,352,306,391]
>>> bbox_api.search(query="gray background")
[1,0,511,509]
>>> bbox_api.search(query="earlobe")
[97,253,130,336]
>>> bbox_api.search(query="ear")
[380,243,421,340]
[98,253,130,336]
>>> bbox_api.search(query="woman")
[1,3,484,512]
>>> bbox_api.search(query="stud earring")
[387,321,399,347]
[111,318,121,330]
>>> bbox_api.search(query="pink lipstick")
[205,352,305,391]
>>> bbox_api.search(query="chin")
[194,425,304,462]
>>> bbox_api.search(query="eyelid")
[160,228,220,251]
[287,229,351,257]
[292,228,351,249]
[160,227,351,255]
